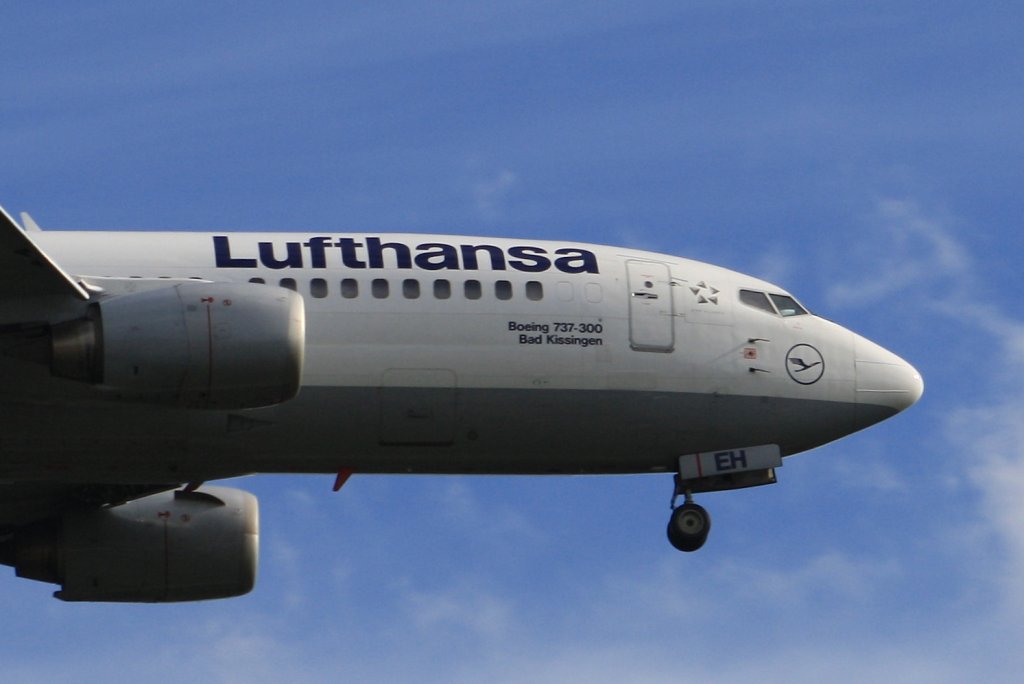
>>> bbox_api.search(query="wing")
[0,205,89,301]
[0,209,179,532]
[0,482,180,532]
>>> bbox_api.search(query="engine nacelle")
[51,282,305,409]
[5,486,259,602]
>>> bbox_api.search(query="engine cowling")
[4,486,259,602]
[51,282,305,410]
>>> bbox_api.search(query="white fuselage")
[0,231,922,483]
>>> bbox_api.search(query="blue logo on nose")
[786,344,825,385]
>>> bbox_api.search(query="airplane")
[0,205,922,602]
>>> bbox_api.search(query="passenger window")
[769,293,808,317]
[372,279,389,299]
[279,278,297,291]
[495,280,512,300]
[341,278,359,299]
[434,279,451,299]
[526,281,544,301]
[465,280,482,300]
[310,278,328,298]
[739,289,775,314]
[403,279,420,299]
[249,277,266,284]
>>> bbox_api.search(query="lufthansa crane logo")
[785,344,825,385]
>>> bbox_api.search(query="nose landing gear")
[667,483,711,552]
[665,445,782,551]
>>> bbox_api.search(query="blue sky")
[2,2,1023,682]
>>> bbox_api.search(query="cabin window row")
[249,277,545,301]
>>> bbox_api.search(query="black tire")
[666,503,711,552]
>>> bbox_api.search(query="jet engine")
[1,486,259,602]
[50,282,305,410]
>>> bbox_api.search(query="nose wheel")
[667,479,711,552]
[667,501,711,552]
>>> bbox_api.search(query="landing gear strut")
[667,476,711,552]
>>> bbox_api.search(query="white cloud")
[826,198,971,308]
[402,580,514,640]
[955,301,1024,371]
[473,169,520,219]
[861,207,1024,616]
[827,196,1024,647]
[751,248,796,288]
[266,535,307,610]
[430,478,546,546]
[825,450,910,494]
[949,392,1024,606]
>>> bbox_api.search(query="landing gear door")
[627,260,674,352]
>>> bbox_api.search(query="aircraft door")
[627,260,675,352]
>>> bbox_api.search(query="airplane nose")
[854,335,924,414]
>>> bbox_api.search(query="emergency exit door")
[627,260,674,352]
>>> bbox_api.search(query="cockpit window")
[740,288,810,317]
[769,293,808,317]
[739,289,776,314]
